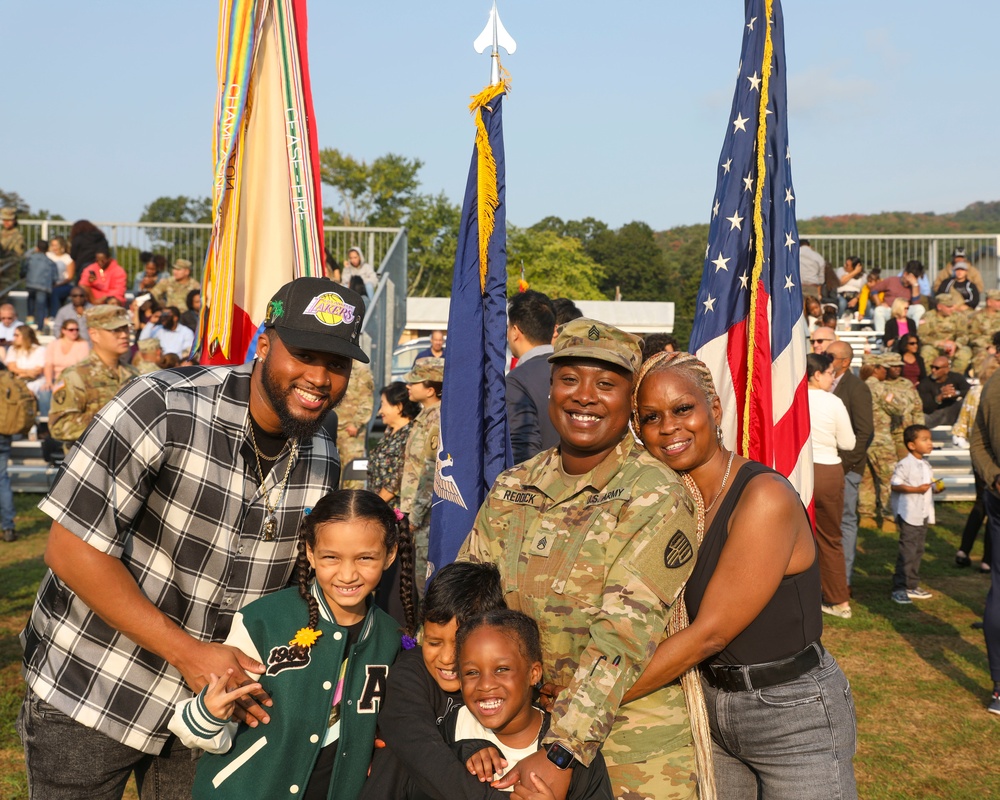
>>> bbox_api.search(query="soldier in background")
[399,357,443,594]
[0,207,26,293]
[884,351,925,459]
[134,337,163,374]
[49,305,137,448]
[859,354,906,531]
[152,258,201,310]
[919,293,972,375]
[969,290,1000,362]
[337,361,375,489]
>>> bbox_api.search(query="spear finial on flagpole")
[473,1,516,85]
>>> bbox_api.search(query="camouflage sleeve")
[398,421,423,515]
[875,383,908,416]
[151,279,169,306]
[542,484,698,766]
[49,368,93,442]
[343,368,375,430]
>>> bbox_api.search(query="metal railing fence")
[361,228,408,394]
[16,220,402,286]
[799,233,1000,290]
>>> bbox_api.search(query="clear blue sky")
[4,1,998,230]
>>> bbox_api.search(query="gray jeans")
[841,470,862,585]
[17,688,198,800]
[701,649,858,799]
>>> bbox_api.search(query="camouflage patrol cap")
[861,353,884,369]
[0,207,15,220]
[882,351,904,367]
[987,290,1000,301]
[172,258,193,271]
[404,357,444,384]
[85,304,130,331]
[548,318,643,375]
[138,337,161,354]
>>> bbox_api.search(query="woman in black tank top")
[622,352,858,800]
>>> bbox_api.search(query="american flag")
[688,0,813,505]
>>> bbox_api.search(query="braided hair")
[292,489,416,654]
[631,350,721,438]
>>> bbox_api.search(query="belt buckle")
[712,664,751,692]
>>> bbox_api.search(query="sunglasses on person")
[65,327,79,333]
[809,337,833,345]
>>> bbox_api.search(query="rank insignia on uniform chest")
[664,530,694,569]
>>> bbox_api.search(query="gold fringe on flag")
[468,79,509,293]
[741,0,775,457]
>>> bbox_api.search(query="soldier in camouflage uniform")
[918,293,972,375]
[134,337,163,374]
[883,351,925,459]
[151,258,201,310]
[50,305,138,447]
[859,354,907,531]
[460,320,699,800]
[968,289,1000,361]
[399,357,444,593]
[0,207,26,293]
[336,361,374,490]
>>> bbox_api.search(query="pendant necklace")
[248,422,298,540]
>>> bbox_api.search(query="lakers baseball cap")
[549,318,643,375]
[264,277,369,363]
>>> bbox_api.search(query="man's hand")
[492,750,571,800]
[172,641,273,727]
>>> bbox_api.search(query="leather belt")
[702,642,824,692]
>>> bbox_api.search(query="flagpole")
[473,0,516,85]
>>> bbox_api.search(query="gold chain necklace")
[248,420,284,461]
[248,427,298,540]
[682,450,736,534]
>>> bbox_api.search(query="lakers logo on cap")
[303,292,357,326]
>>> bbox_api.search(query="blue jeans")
[841,470,862,585]
[701,648,858,799]
[17,688,197,799]
[0,434,13,531]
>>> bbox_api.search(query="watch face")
[547,744,574,770]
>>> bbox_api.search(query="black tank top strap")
[707,460,776,542]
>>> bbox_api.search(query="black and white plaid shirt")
[21,362,340,754]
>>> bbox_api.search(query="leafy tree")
[586,220,671,302]
[530,215,609,246]
[406,192,461,297]
[0,189,63,220]
[507,227,605,300]
[320,149,423,227]
[139,195,213,264]
[655,223,710,349]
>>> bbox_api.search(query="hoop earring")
[628,419,645,448]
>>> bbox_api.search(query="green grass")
[0,500,997,798]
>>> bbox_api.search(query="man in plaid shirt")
[17,278,368,798]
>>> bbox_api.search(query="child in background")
[360,562,506,800]
[399,356,444,593]
[890,425,944,604]
[451,610,612,800]
[170,490,415,799]
[22,239,58,329]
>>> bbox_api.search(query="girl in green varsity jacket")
[169,489,416,800]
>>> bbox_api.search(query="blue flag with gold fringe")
[427,81,513,580]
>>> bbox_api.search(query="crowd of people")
[3,228,996,799]
[801,244,1000,719]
